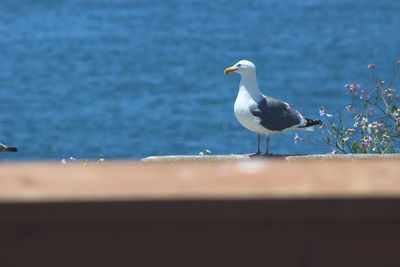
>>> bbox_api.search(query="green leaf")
[351,141,359,153]
[382,146,391,154]
[326,136,331,145]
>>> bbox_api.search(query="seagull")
[224,60,322,156]
[0,143,17,154]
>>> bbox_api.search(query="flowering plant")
[296,59,400,154]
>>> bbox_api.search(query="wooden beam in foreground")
[0,160,400,267]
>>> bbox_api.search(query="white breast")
[234,88,283,136]
[234,95,274,135]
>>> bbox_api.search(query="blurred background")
[0,0,399,160]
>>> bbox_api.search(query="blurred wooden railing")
[0,160,400,267]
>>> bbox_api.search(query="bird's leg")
[247,134,261,157]
[264,136,271,156]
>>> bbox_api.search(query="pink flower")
[345,105,351,111]
[383,88,394,94]
[370,122,383,129]
[345,128,355,136]
[344,83,361,93]
[293,134,302,144]
[367,64,375,69]
[319,108,325,116]
[361,136,373,146]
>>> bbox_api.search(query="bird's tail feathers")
[304,118,323,127]
[297,118,323,131]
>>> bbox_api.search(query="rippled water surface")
[1,0,400,160]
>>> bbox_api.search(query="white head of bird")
[224,60,256,76]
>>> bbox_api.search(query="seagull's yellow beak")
[224,66,237,75]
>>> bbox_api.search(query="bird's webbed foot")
[247,152,261,157]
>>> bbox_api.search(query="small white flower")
[199,149,212,155]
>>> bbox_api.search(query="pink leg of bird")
[264,136,271,156]
[248,134,261,157]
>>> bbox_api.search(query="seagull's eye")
[237,64,242,67]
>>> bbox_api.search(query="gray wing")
[250,96,303,131]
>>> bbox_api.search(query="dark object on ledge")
[0,143,17,153]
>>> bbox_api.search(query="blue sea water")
[0,0,400,160]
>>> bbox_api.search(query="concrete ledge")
[286,153,400,161]
[141,154,250,162]
[141,153,400,162]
